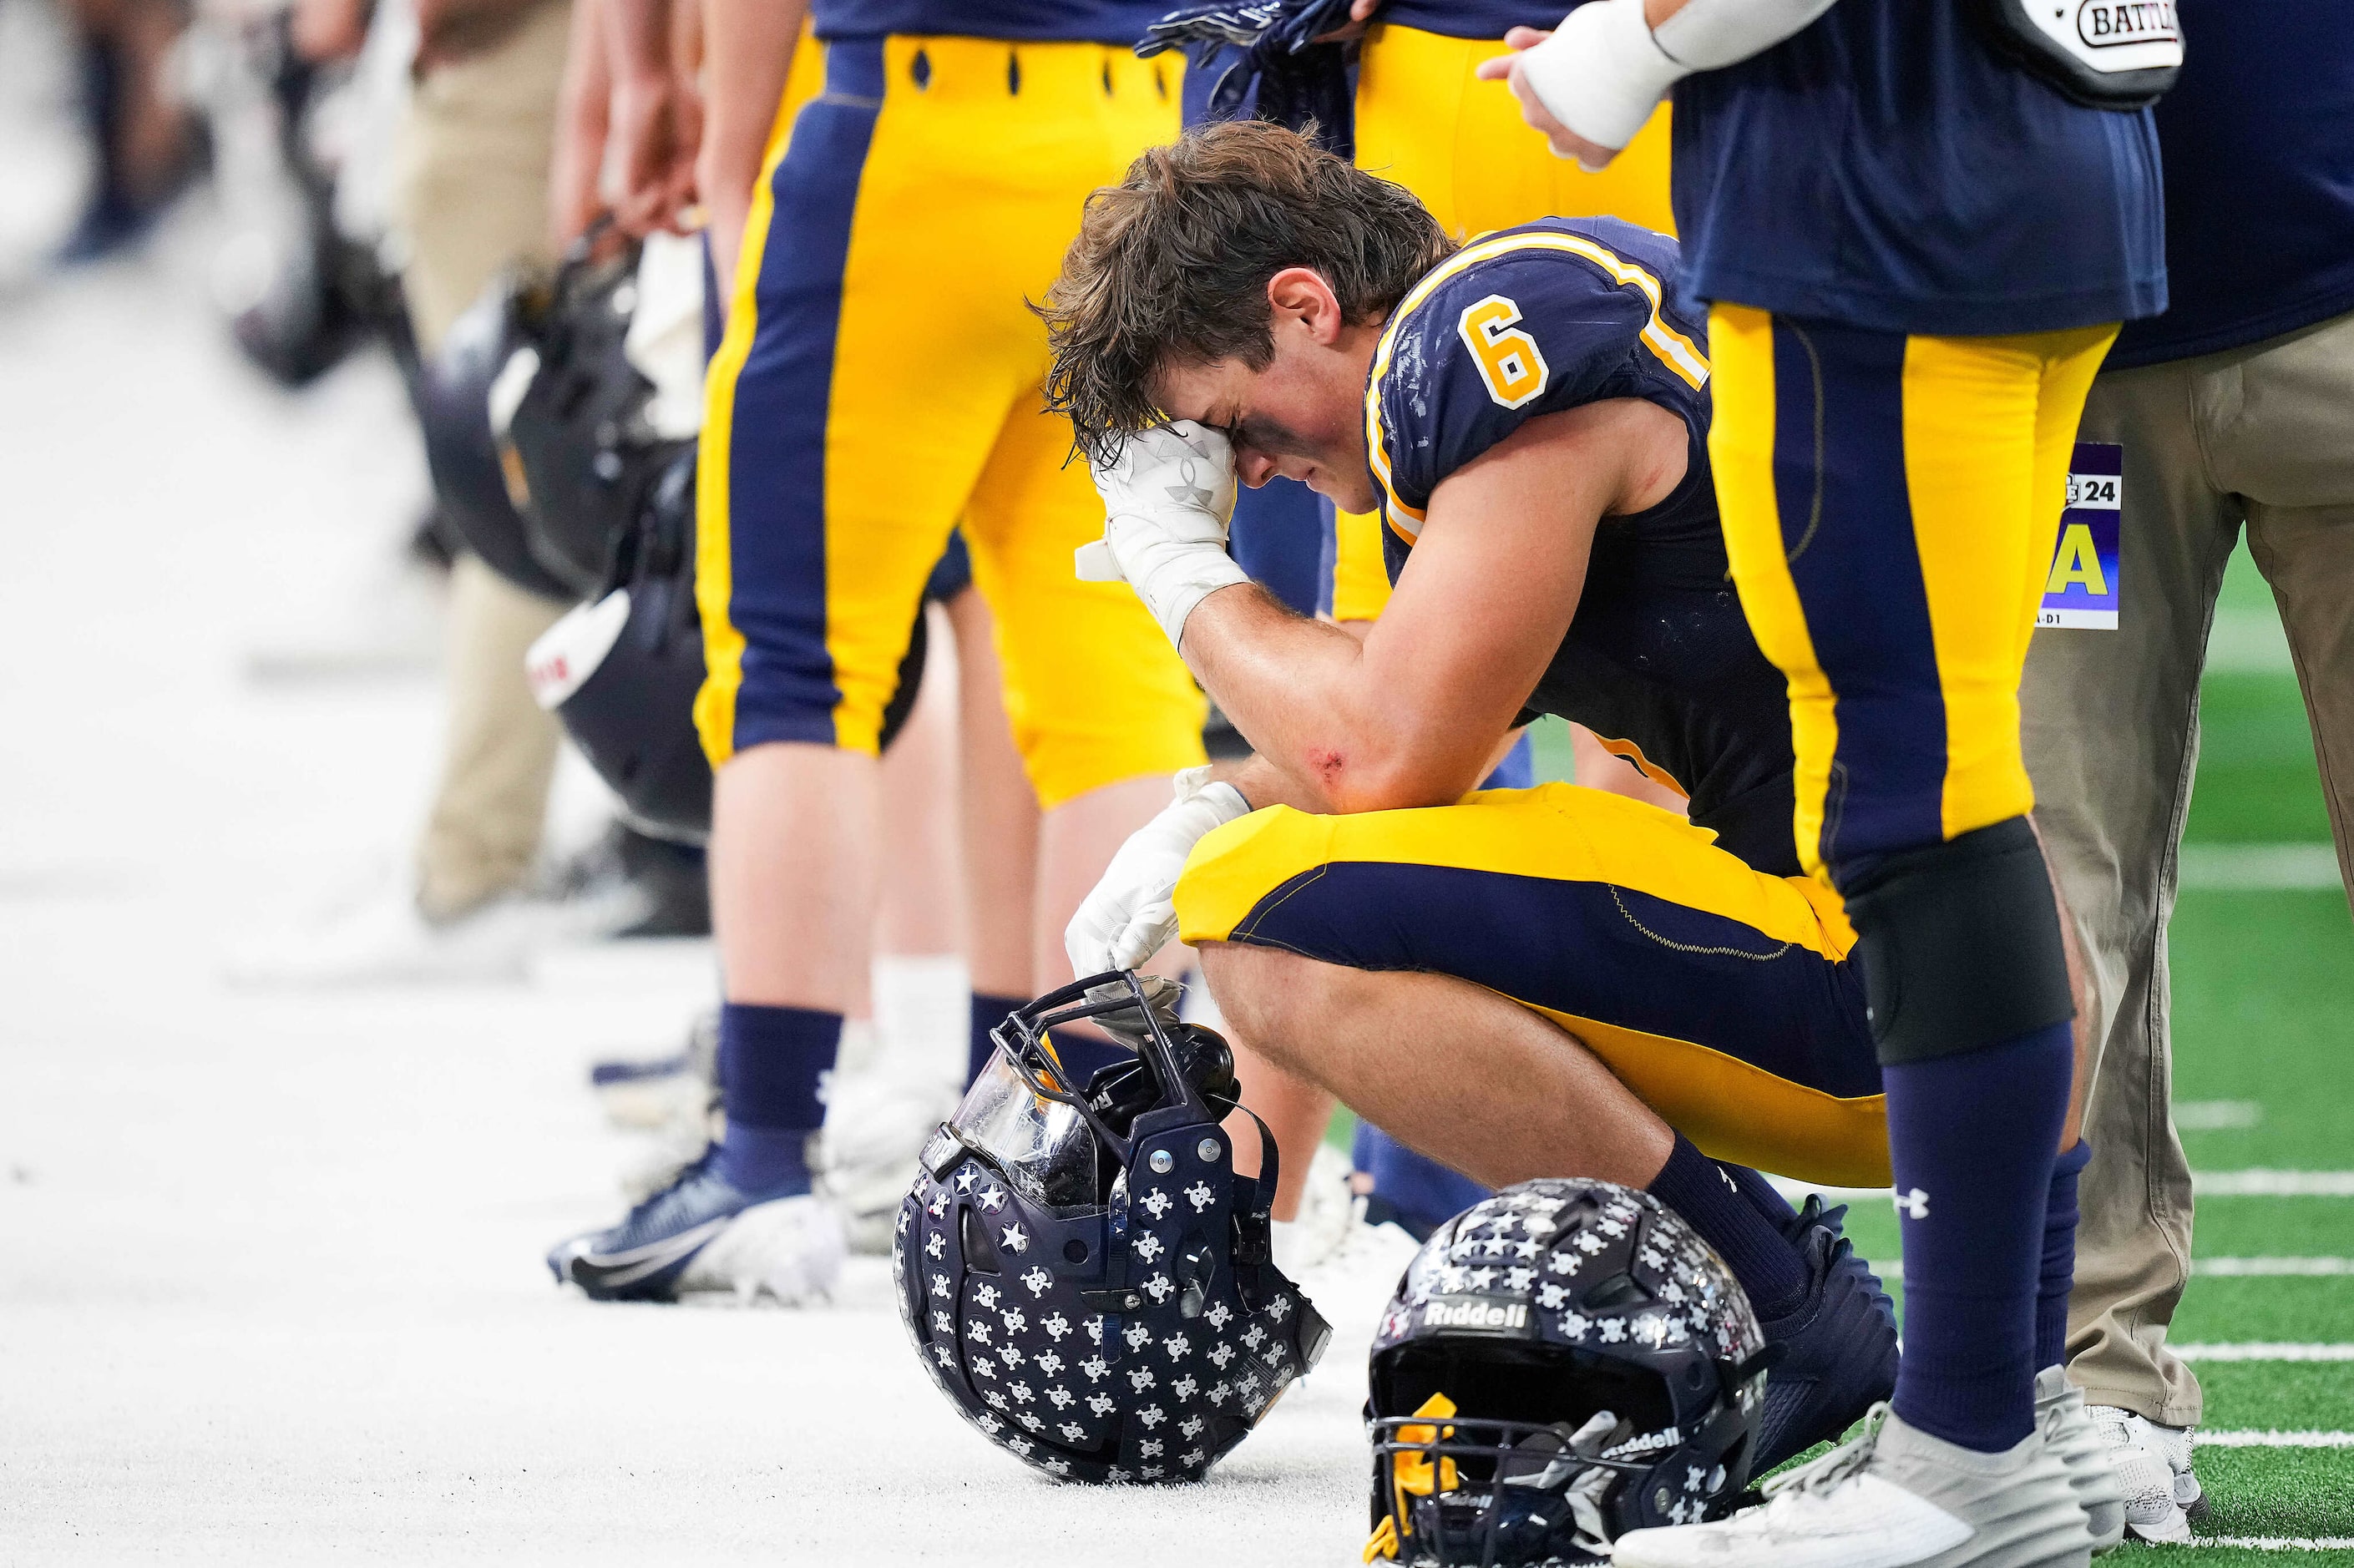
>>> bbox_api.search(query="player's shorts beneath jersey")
[1174,782,1891,1188]
[1705,305,2118,878]
[1329,23,1676,624]
[695,34,1206,807]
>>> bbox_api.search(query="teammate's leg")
[944,584,1042,1083]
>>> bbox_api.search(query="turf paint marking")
[1769,1171,2354,1203]
[1870,1258,2353,1283]
[2174,1099,2266,1130]
[2177,842,2346,892]
[2198,1430,2354,1448]
[2195,1171,2354,1196]
[2198,1539,2354,1552]
[2173,1343,2354,1363]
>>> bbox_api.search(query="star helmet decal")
[955,1167,978,1192]
[1000,1223,1030,1254]
[978,1185,1007,1212]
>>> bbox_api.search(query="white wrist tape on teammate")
[1065,766,1253,976]
[1518,0,1684,162]
[1651,0,1843,69]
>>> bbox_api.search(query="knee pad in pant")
[1839,817,2073,1065]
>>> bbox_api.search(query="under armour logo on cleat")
[1895,1187,1931,1221]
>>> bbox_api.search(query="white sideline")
[2199,1430,2354,1448]
[2174,1344,2354,1363]
[2177,842,2346,892]
[1768,1171,2354,1201]
[1869,1257,2353,1283]
[2200,1538,2354,1552]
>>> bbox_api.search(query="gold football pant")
[1176,783,1890,1186]
[696,35,1206,807]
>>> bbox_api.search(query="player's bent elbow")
[1316,751,1476,817]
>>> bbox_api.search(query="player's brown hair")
[1040,121,1455,463]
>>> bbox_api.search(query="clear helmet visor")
[949,1046,1107,1212]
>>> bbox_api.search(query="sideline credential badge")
[2041,442,2121,630]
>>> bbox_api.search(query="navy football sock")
[1886,1020,2073,1451]
[1718,1160,1801,1232]
[715,1002,834,1195]
[2040,1139,2091,1369]
[1649,1132,1809,1319]
[969,992,1025,1085]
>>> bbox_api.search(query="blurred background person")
[2020,0,2354,1540]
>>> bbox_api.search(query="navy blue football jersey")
[1368,218,1801,874]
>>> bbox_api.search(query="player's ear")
[1265,267,1345,346]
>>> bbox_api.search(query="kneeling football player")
[1040,123,2112,1520]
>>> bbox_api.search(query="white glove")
[1075,422,1250,650]
[1066,766,1253,978]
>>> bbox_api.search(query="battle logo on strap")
[2040,442,2121,630]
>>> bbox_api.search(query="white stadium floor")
[0,82,1404,1568]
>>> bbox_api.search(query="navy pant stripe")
[1230,861,1880,1099]
[1769,316,1947,879]
[722,38,886,753]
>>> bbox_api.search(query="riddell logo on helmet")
[1419,1296,1531,1335]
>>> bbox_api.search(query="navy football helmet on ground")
[1364,1180,1772,1566]
[896,973,1331,1483]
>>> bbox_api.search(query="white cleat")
[224,883,563,987]
[676,1194,847,1307]
[2035,1368,2128,1553]
[1613,1405,2097,1568]
[819,1060,961,1255]
[2087,1405,2201,1545]
[1269,1144,1357,1277]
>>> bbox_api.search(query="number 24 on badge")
[2042,443,2121,630]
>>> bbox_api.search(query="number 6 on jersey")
[1457,294,1551,408]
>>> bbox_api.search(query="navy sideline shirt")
[2106,0,2354,369]
[1668,0,2166,336]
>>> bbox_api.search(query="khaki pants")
[393,0,574,918]
[2022,305,2354,1427]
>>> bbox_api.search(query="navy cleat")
[547,1151,843,1306]
[1750,1194,1902,1474]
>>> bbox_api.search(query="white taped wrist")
[1519,0,1683,157]
[1652,0,1842,70]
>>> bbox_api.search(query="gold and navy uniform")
[1370,218,1795,874]
[1175,225,1891,1187]
[697,13,1206,807]
[1671,2,2161,885]
[1325,0,1677,625]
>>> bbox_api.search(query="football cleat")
[548,1151,843,1305]
[2087,1404,2202,1545]
[1749,1196,1901,1474]
[2035,1368,2127,1552]
[1614,1404,2098,1568]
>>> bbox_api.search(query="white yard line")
[2175,1099,2267,1130]
[1870,1259,2352,1283]
[2199,1431,2354,1448]
[2174,1344,2354,1363]
[1769,1171,2354,1202]
[2197,1171,2354,1196]
[2198,1538,2354,1551]
[2178,842,2346,892]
